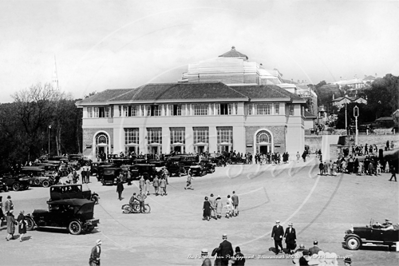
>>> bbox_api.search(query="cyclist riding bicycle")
[129,192,139,210]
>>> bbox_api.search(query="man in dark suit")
[284,222,297,254]
[219,234,233,266]
[271,220,284,254]
[309,240,322,256]
[89,239,101,266]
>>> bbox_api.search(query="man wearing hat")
[284,222,297,254]
[271,220,284,254]
[89,239,102,265]
[344,257,352,265]
[218,234,233,266]
[201,248,212,266]
[299,250,310,265]
[4,195,13,215]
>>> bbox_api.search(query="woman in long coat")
[6,210,17,241]
[203,196,211,221]
[116,178,124,200]
[17,210,27,242]
[215,196,223,219]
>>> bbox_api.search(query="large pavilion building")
[76,47,308,161]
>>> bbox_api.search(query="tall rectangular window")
[193,127,209,144]
[194,104,208,116]
[217,127,233,144]
[150,105,160,116]
[94,107,99,118]
[247,104,253,115]
[170,127,185,144]
[172,104,182,116]
[274,103,280,115]
[257,104,271,115]
[87,107,93,118]
[147,128,162,144]
[125,128,139,144]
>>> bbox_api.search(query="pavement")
[1,156,398,266]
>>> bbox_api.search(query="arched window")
[96,133,108,144]
[256,131,271,144]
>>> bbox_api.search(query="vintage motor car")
[25,198,99,235]
[166,156,185,176]
[343,220,399,250]
[49,184,99,204]
[0,173,30,191]
[189,162,207,176]
[130,164,157,181]
[21,166,55,188]
[180,155,200,173]
[201,159,216,173]
[101,167,122,185]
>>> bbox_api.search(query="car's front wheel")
[346,236,361,250]
[25,216,35,231]
[68,220,82,235]
[42,180,50,188]
[12,182,20,191]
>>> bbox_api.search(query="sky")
[1,0,398,103]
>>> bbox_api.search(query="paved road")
[1,158,398,265]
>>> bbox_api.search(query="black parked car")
[343,220,399,250]
[25,198,99,235]
[49,184,99,204]
[20,166,55,188]
[130,164,157,181]
[0,173,30,191]
[0,179,8,192]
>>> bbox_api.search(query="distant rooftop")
[219,46,248,60]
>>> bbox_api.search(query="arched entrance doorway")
[254,129,273,155]
[95,133,109,161]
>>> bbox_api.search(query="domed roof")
[219,46,248,60]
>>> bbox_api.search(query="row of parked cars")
[0,154,88,192]
[94,154,217,185]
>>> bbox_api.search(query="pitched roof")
[79,89,132,104]
[77,83,306,105]
[231,85,305,102]
[219,46,248,60]
[110,82,248,102]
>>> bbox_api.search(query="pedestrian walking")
[17,210,27,242]
[389,166,397,182]
[184,173,194,190]
[215,195,223,219]
[89,239,102,266]
[284,222,297,254]
[159,177,167,196]
[116,178,124,200]
[137,192,147,213]
[225,195,233,218]
[231,191,239,216]
[232,246,246,266]
[6,210,17,241]
[201,248,212,266]
[145,179,151,195]
[153,176,160,195]
[139,176,145,194]
[4,195,13,215]
[296,151,300,162]
[209,193,216,219]
[218,234,233,266]
[81,165,87,184]
[203,196,211,221]
[271,220,284,254]
[0,196,4,226]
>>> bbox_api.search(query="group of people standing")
[203,192,239,221]
[255,152,290,165]
[201,234,245,266]
[1,195,28,242]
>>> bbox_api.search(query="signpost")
[353,106,359,145]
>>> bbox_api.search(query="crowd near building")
[76,47,322,162]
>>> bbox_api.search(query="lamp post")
[353,106,359,145]
[48,125,52,156]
